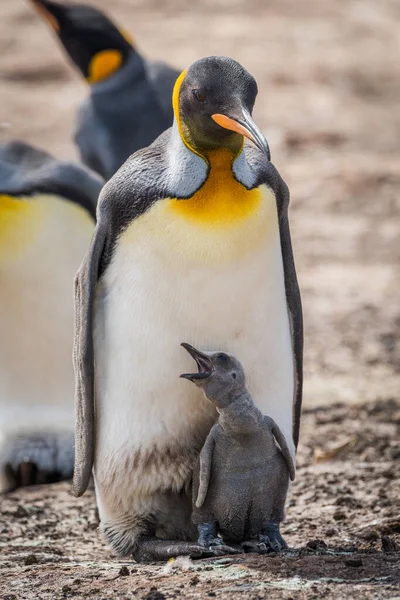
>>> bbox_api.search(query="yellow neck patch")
[0,193,94,265]
[120,183,276,265]
[87,50,123,84]
[167,148,262,226]
[171,70,256,226]
[0,194,45,262]
[172,69,200,155]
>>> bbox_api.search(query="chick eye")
[217,353,228,362]
[192,89,207,103]
[232,373,237,379]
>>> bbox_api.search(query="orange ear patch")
[87,50,123,84]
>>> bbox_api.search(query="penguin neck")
[217,393,263,436]
[167,120,261,225]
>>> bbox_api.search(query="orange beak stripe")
[212,113,253,142]
[32,1,60,32]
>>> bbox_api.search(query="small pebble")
[333,510,346,521]
[306,539,328,550]
[344,557,363,567]
[143,589,166,600]
[381,535,398,553]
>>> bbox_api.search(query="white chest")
[0,195,94,432]
[93,188,295,473]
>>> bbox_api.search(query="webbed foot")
[241,540,269,554]
[132,536,208,562]
[198,522,240,556]
[259,521,288,552]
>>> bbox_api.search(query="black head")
[180,343,246,408]
[30,0,133,82]
[173,56,270,159]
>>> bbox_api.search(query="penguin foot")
[132,536,211,562]
[200,537,241,556]
[258,521,288,553]
[197,522,240,556]
[241,540,269,554]
[0,431,74,493]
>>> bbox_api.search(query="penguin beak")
[180,343,213,381]
[30,0,61,32]
[211,110,270,160]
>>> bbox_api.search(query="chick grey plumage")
[181,344,295,553]
[31,0,179,179]
[73,56,303,561]
[0,140,103,493]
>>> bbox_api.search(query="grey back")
[75,52,179,180]
[0,141,104,218]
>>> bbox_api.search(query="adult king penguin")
[0,141,103,493]
[30,0,179,179]
[73,56,303,560]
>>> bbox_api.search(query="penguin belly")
[193,434,273,542]
[0,194,94,437]
[93,185,294,517]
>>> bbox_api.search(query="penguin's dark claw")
[259,533,288,552]
[259,522,288,552]
[200,538,241,556]
[197,522,240,555]
[241,540,269,554]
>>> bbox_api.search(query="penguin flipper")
[277,185,303,451]
[245,149,303,450]
[195,424,217,508]
[266,417,296,481]
[73,219,107,496]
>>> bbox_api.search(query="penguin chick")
[30,0,179,179]
[181,343,295,553]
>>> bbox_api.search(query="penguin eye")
[232,373,237,379]
[216,353,228,363]
[192,89,207,103]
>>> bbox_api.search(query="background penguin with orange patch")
[73,56,303,561]
[0,140,103,493]
[30,0,179,179]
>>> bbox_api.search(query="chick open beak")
[180,343,213,381]
[211,110,270,160]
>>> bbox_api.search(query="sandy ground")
[0,0,399,597]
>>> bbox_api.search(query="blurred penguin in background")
[0,140,103,492]
[30,0,180,179]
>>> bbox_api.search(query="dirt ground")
[0,0,399,598]
[0,399,399,599]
